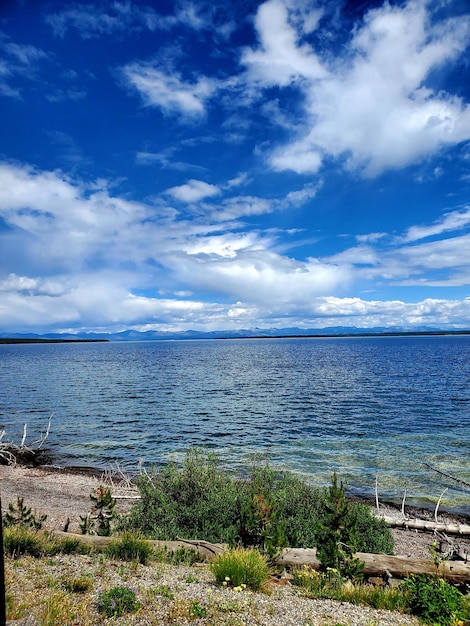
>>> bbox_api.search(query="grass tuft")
[210,547,270,591]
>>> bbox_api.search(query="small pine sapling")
[3,497,47,529]
[79,486,116,536]
[316,473,364,579]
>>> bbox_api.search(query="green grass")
[104,531,153,564]
[210,547,271,591]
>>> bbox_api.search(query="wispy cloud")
[45,1,159,38]
[122,64,217,116]
[0,35,48,98]
[45,1,215,39]
[402,206,470,242]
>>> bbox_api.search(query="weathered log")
[52,532,470,583]
[381,516,470,536]
[274,548,470,584]
[51,531,226,559]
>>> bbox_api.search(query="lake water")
[0,336,469,513]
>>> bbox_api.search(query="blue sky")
[1,0,470,334]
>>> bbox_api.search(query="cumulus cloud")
[243,0,470,176]
[2,161,470,332]
[166,179,221,202]
[169,248,350,304]
[241,0,327,87]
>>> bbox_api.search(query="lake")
[0,336,469,513]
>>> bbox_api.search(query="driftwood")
[0,416,53,466]
[52,531,226,560]
[381,516,470,536]
[52,532,470,583]
[275,548,470,584]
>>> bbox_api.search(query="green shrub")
[400,574,470,626]
[348,503,394,554]
[210,547,270,591]
[124,449,241,543]
[122,449,394,557]
[105,531,153,564]
[314,473,364,578]
[96,586,139,618]
[238,463,323,553]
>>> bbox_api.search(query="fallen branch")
[51,533,470,583]
[51,532,226,560]
[381,516,470,536]
[275,548,470,584]
[0,416,53,466]
[424,463,470,489]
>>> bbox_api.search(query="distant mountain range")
[1,326,470,342]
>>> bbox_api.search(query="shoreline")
[28,460,470,521]
[4,455,470,520]
[1,462,469,560]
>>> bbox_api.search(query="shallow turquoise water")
[0,336,469,512]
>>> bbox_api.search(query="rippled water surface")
[1,336,469,512]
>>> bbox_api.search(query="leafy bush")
[349,503,394,555]
[96,586,139,618]
[105,531,153,564]
[122,449,394,556]
[400,574,470,626]
[124,449,241,543]
[210,547,270,591]
[238,463,324,553]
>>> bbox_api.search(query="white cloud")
[122,64,216,116]
[166,179,221,202]
[169,248,350,304]
[2,162,470,332]
[356,232,387,244]
[241,0,327,87]
[243,0,470,176]
[210,196,273,221]
[402,206,470,242]
[0,274,68,297]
